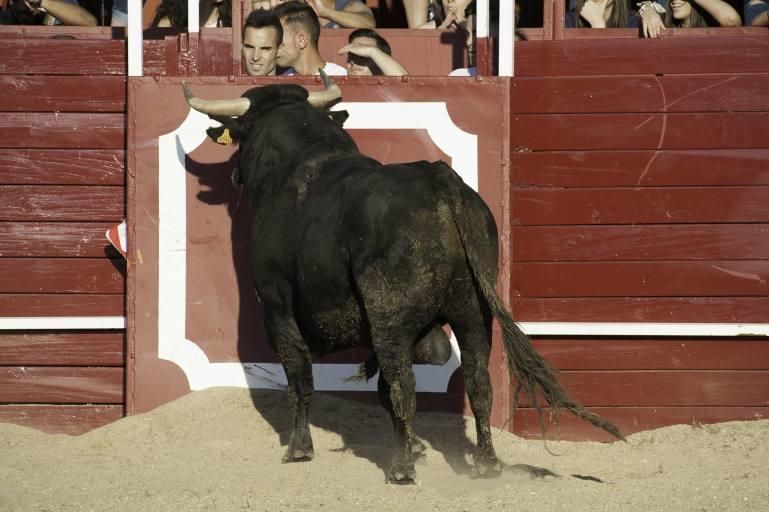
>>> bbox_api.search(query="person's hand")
[438,10,458,29]
[308,0,330,18]
[337,43,377,58]
[23,0,43,13]
[445,0,473,23]
[640,9,665,38]
[580,0,608,28]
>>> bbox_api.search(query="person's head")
[346,28,391,76]
[273,1,320,69]
[242,8,282,76]
[666,0,709,27]
[576,0,628,28]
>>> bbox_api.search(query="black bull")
[184,78,623,484]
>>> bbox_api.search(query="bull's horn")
[182,82,251,117]
[307,68,342,109]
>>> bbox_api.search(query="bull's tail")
[441,164,625,441]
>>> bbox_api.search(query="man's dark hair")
[273,0,320,47]
[348,28,392,56]
[244,8,283,44]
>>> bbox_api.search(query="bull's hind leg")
[373,344,418,484]
[444,279,502,477]
[264,312,315,463]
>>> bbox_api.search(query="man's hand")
[580,0,609,28]
[641,9,665,38]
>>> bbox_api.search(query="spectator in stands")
[0,0,96,25]
[151,0,232,27]
[664,0,741,26]
[338,28,408,76]
[274,1,347,75]
[566,0,667,38]
[242,8,282,76]
[416,0,474,29]
[745,0,769,25]
[307,0,375,28]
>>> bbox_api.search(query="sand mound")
[1,387,767,511]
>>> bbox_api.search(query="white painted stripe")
[188,0,199,33]
[519,322,769,337]
[128,0,143,77]
[2,318,764,336]
[476,0,489,38]
[498,0,514,77]
[0,317,126,330]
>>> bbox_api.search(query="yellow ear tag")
[216,128,233,145]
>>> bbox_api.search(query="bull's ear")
[206,126,235,145]
[329,110,349,127]
[206,115,242,145]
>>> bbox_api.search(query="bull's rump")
[282,160,487,351]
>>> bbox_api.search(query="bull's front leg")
[265,312,315,462]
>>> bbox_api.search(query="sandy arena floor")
[2,387,767,511]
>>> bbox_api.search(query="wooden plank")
[0,222,122,258]
[0,113,125,150]
[515,37,769,77]
[0,332,124,366]
[511,187,769,225]
[0,76,125,112]
[532,338,769,371]
[511,112,769,151]
[0,258,124,294]
[0,39,125,75]
[0,186,124,222]
[0,150,124,186]
[511,407,769,442]
[512,225,769,262]
[511,149,769,188]
[0,367,123,403]
[0,404,123,435]
[0,294,124,317]
[512,261,769,298]
[143,39,170,77]
[198,30,234,76]
[0,26,118,40]
[512,297,769,324]
[523,370,769,407]
[512,75,769,114]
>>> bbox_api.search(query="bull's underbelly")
[296,296,369,355]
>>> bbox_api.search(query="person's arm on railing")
[308,0,375,28]
[691,0,742,26]
[26,0,97,26]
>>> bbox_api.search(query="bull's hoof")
[281,448,315,463]
[472,455,503,479]
[388,463,417,485]
[410,438,427,458]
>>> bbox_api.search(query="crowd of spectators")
[1,1,767,36]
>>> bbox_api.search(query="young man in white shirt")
[273,1,347,76]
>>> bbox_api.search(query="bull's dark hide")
[188,82,623,484]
